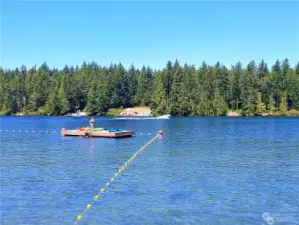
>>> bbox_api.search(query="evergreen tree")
[212,88,228,116]
[135,66,153,106]
[151,73,167,116]
[228,62,242,110]
[286,69,299,109]
[169,60,183,115]
[271,60,283,109]
[46,87,60,115]
[295,62,299,75]
[268,94,276,113]
[179,64,197,115]
[127,64,138,107]
[279,93,287,115]
[256,92,266,115]
[85,80,99,115]
[257,60,270,105]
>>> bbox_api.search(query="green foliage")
[287,109,299,116]
[279,93,287,115]
[286,69,299,110]
[106,108,123,116]
[213,88,228,116]
[151,73,167,116]
[267,94,276,113]
[0,59,298,116]
[135,66,153,106]
[255,92,266,115]
[197,100,213,116]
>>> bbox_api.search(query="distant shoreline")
[2,107,299,117]
[4,113,299,117]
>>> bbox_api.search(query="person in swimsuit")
[89,117,95,131]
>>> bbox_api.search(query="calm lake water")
[1,116,299,225]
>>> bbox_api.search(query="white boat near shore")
[114,114,171,120]
[156,114,171,119]
[65,110,87,117]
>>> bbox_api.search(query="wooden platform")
[61,129,134,138]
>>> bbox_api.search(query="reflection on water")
[89,138,94,161]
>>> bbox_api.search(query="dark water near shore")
[1,116,299,225]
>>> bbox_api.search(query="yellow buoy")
[94,195,99,200]
[121,166,125,170]
[118,169,122,173]
[101,188,105,193]
[115,173,118,177]
[77,215,83,221]
[111,177,115,182]
[87,204,91,209]
[106,182,110,187]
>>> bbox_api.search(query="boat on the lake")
[61,127,134,138]
[156,114,171,119]
[114,114,171,120]
[65,110,87,117]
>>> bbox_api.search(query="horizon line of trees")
[1,59,299,116]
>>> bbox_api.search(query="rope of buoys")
[0,129,152,136]
[0,129,57,133]
[74,130,163,224]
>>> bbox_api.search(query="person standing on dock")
[89,117,95,131]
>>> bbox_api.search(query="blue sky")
[1,0,299,69]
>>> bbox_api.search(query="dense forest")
[0,59,299,116]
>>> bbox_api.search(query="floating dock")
[61,128,134,138]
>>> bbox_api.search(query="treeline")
[1,59,299,116]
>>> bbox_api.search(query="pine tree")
[151,73,167,116]
[46,87,60,115]
[96,83,110,115]
[255,92,266,115]
[212,88,228,116]
[85,81,99,115]
[57,87,69,115]
[257,60,270,106]
[215,64,229,103]
[228,62,242,110]
[271,60,283,109]
[169,60,183,115]
[135,66,153,106]
[286,69,299,109]
[268,94,276,114]
[279,93,287,115]
[295,62,299,76]
[179,64,196,115]
[127,64,138,107]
